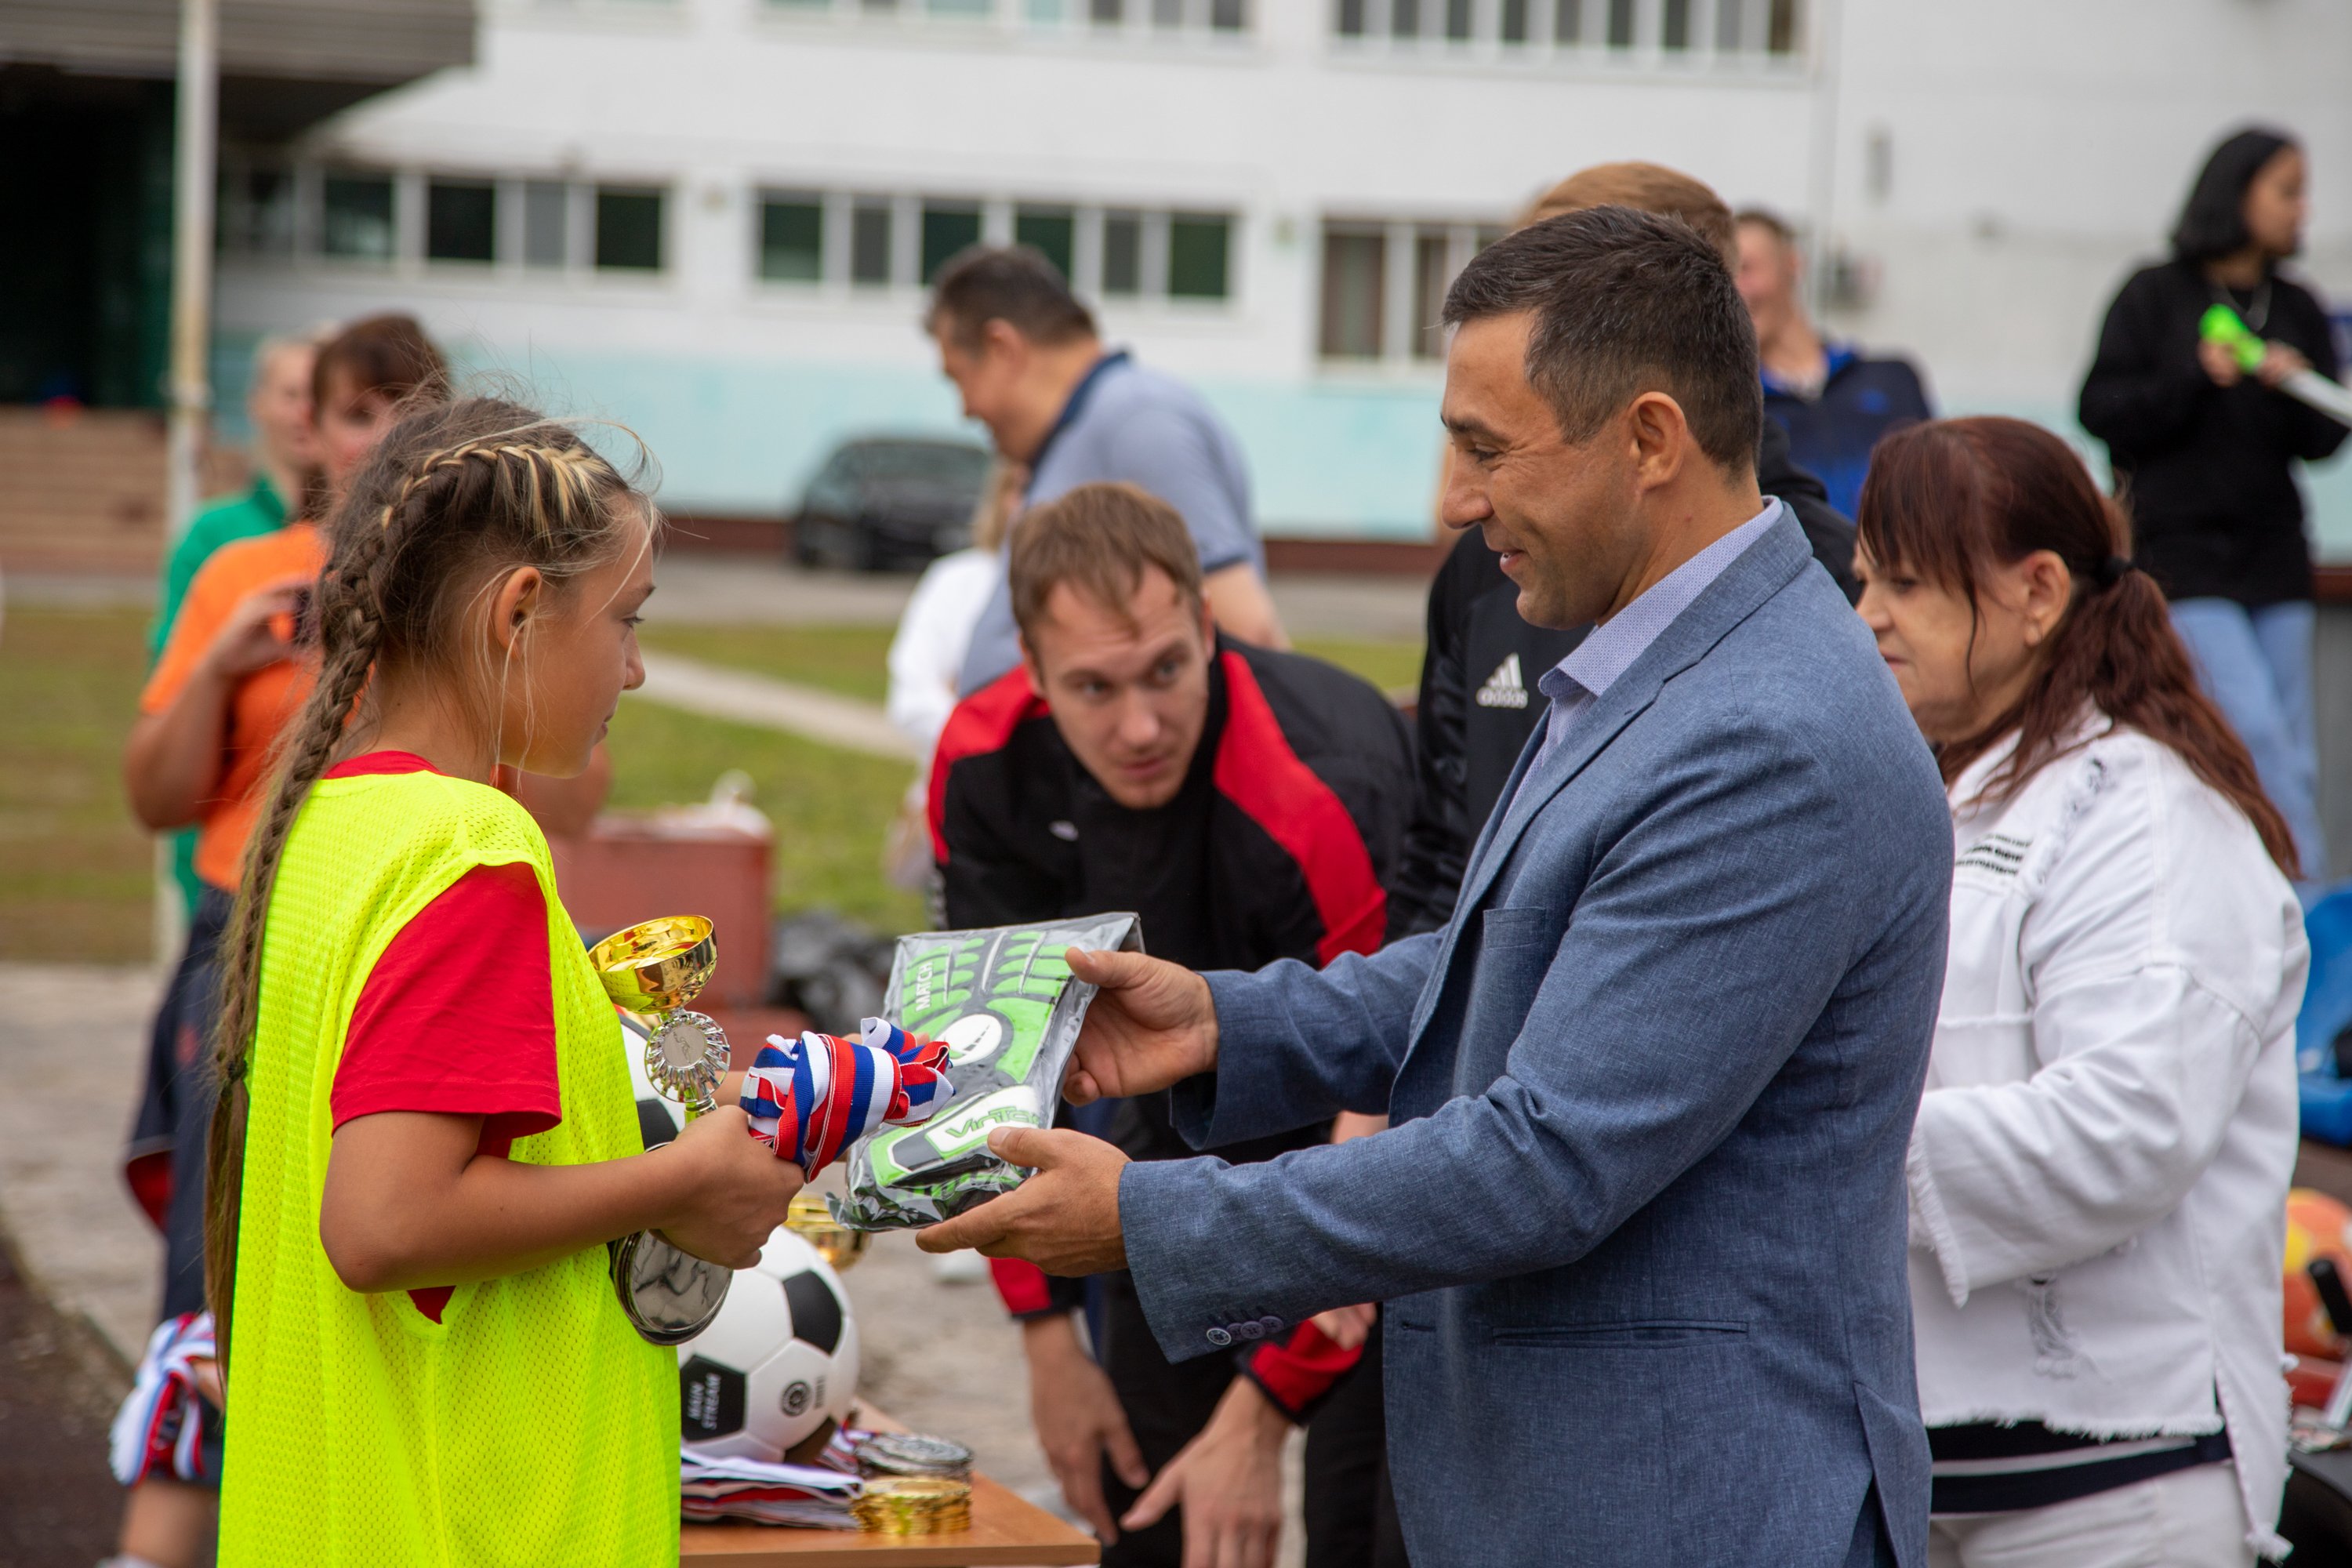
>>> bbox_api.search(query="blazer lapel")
[1401,512,1817,1051]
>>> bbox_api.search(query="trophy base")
[608,1229,731,1345]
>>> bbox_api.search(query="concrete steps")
[0,408,247,576]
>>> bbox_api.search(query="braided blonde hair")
[203,397,650,1363]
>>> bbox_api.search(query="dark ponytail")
[204,397,647,1370]
[1857,416,2297,878]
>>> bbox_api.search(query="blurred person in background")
[151,328,329,923]
[931,483,1410,1568]
[1735,206,1935,520]
[926,245,1285,696]
[1853,416,2303,1566]
[1390,163,1857,936]
[881,460,1024,892]
[2078,126,2345,887]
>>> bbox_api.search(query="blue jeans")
[2170,597,2327,881]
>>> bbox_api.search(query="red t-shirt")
[325,751,565,1319]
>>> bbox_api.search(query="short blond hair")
[1517,162,1737,268]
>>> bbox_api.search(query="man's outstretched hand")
[1061,947,1218,1108]
[915,1127,1131,1276]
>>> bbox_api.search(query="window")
[1091,0,1122,22]
[1606,0,1632,45]
[1210,0,1244,27]
[1500,0,1528,42]
[1554,0,1580,42]
[1391,0,1418,35]
[1662,0,1689,48]
[1014,206,1075,279]
[1152,0,1182,24]
[1336,0,1365,33]
[1102,212,1143,296]
[524,180,568,267]
[1319,228,1386,359]
[1767,0,1797,51]
[1167,214,1230,299]
[1322,220,1493,364]
[321,171,394,260]
[920,201,982,283]
[927,0,990,14]
[1715,0,1741,49]
[851,202,893,285]
[760,195,824,281]
[1412,230,1450,359]
[220,164,296,256]
[426,179,495,263]
[595,187,664,270]
[1445,0,1472,38]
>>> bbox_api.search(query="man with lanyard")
[931,482,1413,1568]
[926,245,1285,695]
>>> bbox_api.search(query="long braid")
[201,499,405,1367]
[199,406,640,1370]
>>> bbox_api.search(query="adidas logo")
[1475,654,1530,710]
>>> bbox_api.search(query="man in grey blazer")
[921,207,1953,1567]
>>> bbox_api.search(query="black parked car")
[789,436,992,572]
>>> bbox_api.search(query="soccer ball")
[676,1227,861,1464]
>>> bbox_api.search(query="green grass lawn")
[640,622,1425,699]
[604,698,924,935]
[638,623,894,703]
[5,608,1407,966]
[0,609,158,963]
[0,608,925,965]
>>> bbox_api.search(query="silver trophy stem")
[613,1007,736,1343]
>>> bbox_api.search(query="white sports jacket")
[1907,715,2306,1555]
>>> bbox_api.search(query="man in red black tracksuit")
[930,481,1413,1568]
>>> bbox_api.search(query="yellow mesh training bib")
[219,769,677,1566]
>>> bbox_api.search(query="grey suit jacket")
[1119,514,1951,1566]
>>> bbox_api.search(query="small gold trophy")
[590,916,735,1345]
[788,1190,870,1272]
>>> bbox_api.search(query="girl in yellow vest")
[202,395,804,1564]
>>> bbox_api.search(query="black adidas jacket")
[1388,419,1857,935]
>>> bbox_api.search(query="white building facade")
[213,0,2352,543]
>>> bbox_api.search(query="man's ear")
[1624,391,1692,492]
[1018,632,1049,702]
[488,565,546,655]
[1196,593,1217,648]
[983,318,1027,370]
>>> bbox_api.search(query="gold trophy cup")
[590,916,735,1345]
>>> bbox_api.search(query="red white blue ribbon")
[740,1018,953,1174]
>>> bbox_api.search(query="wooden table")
[678,1407,1099,1568]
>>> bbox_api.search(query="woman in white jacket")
[1853,416,2308,1566]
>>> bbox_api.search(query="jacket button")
[1236,1320,1265,1341]
[1258,1316,1284,1334]
[1205,1327,1232,1348]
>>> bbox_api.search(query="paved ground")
[0,1229,128,1568]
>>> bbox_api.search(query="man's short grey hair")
[1442,205,1762,471]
